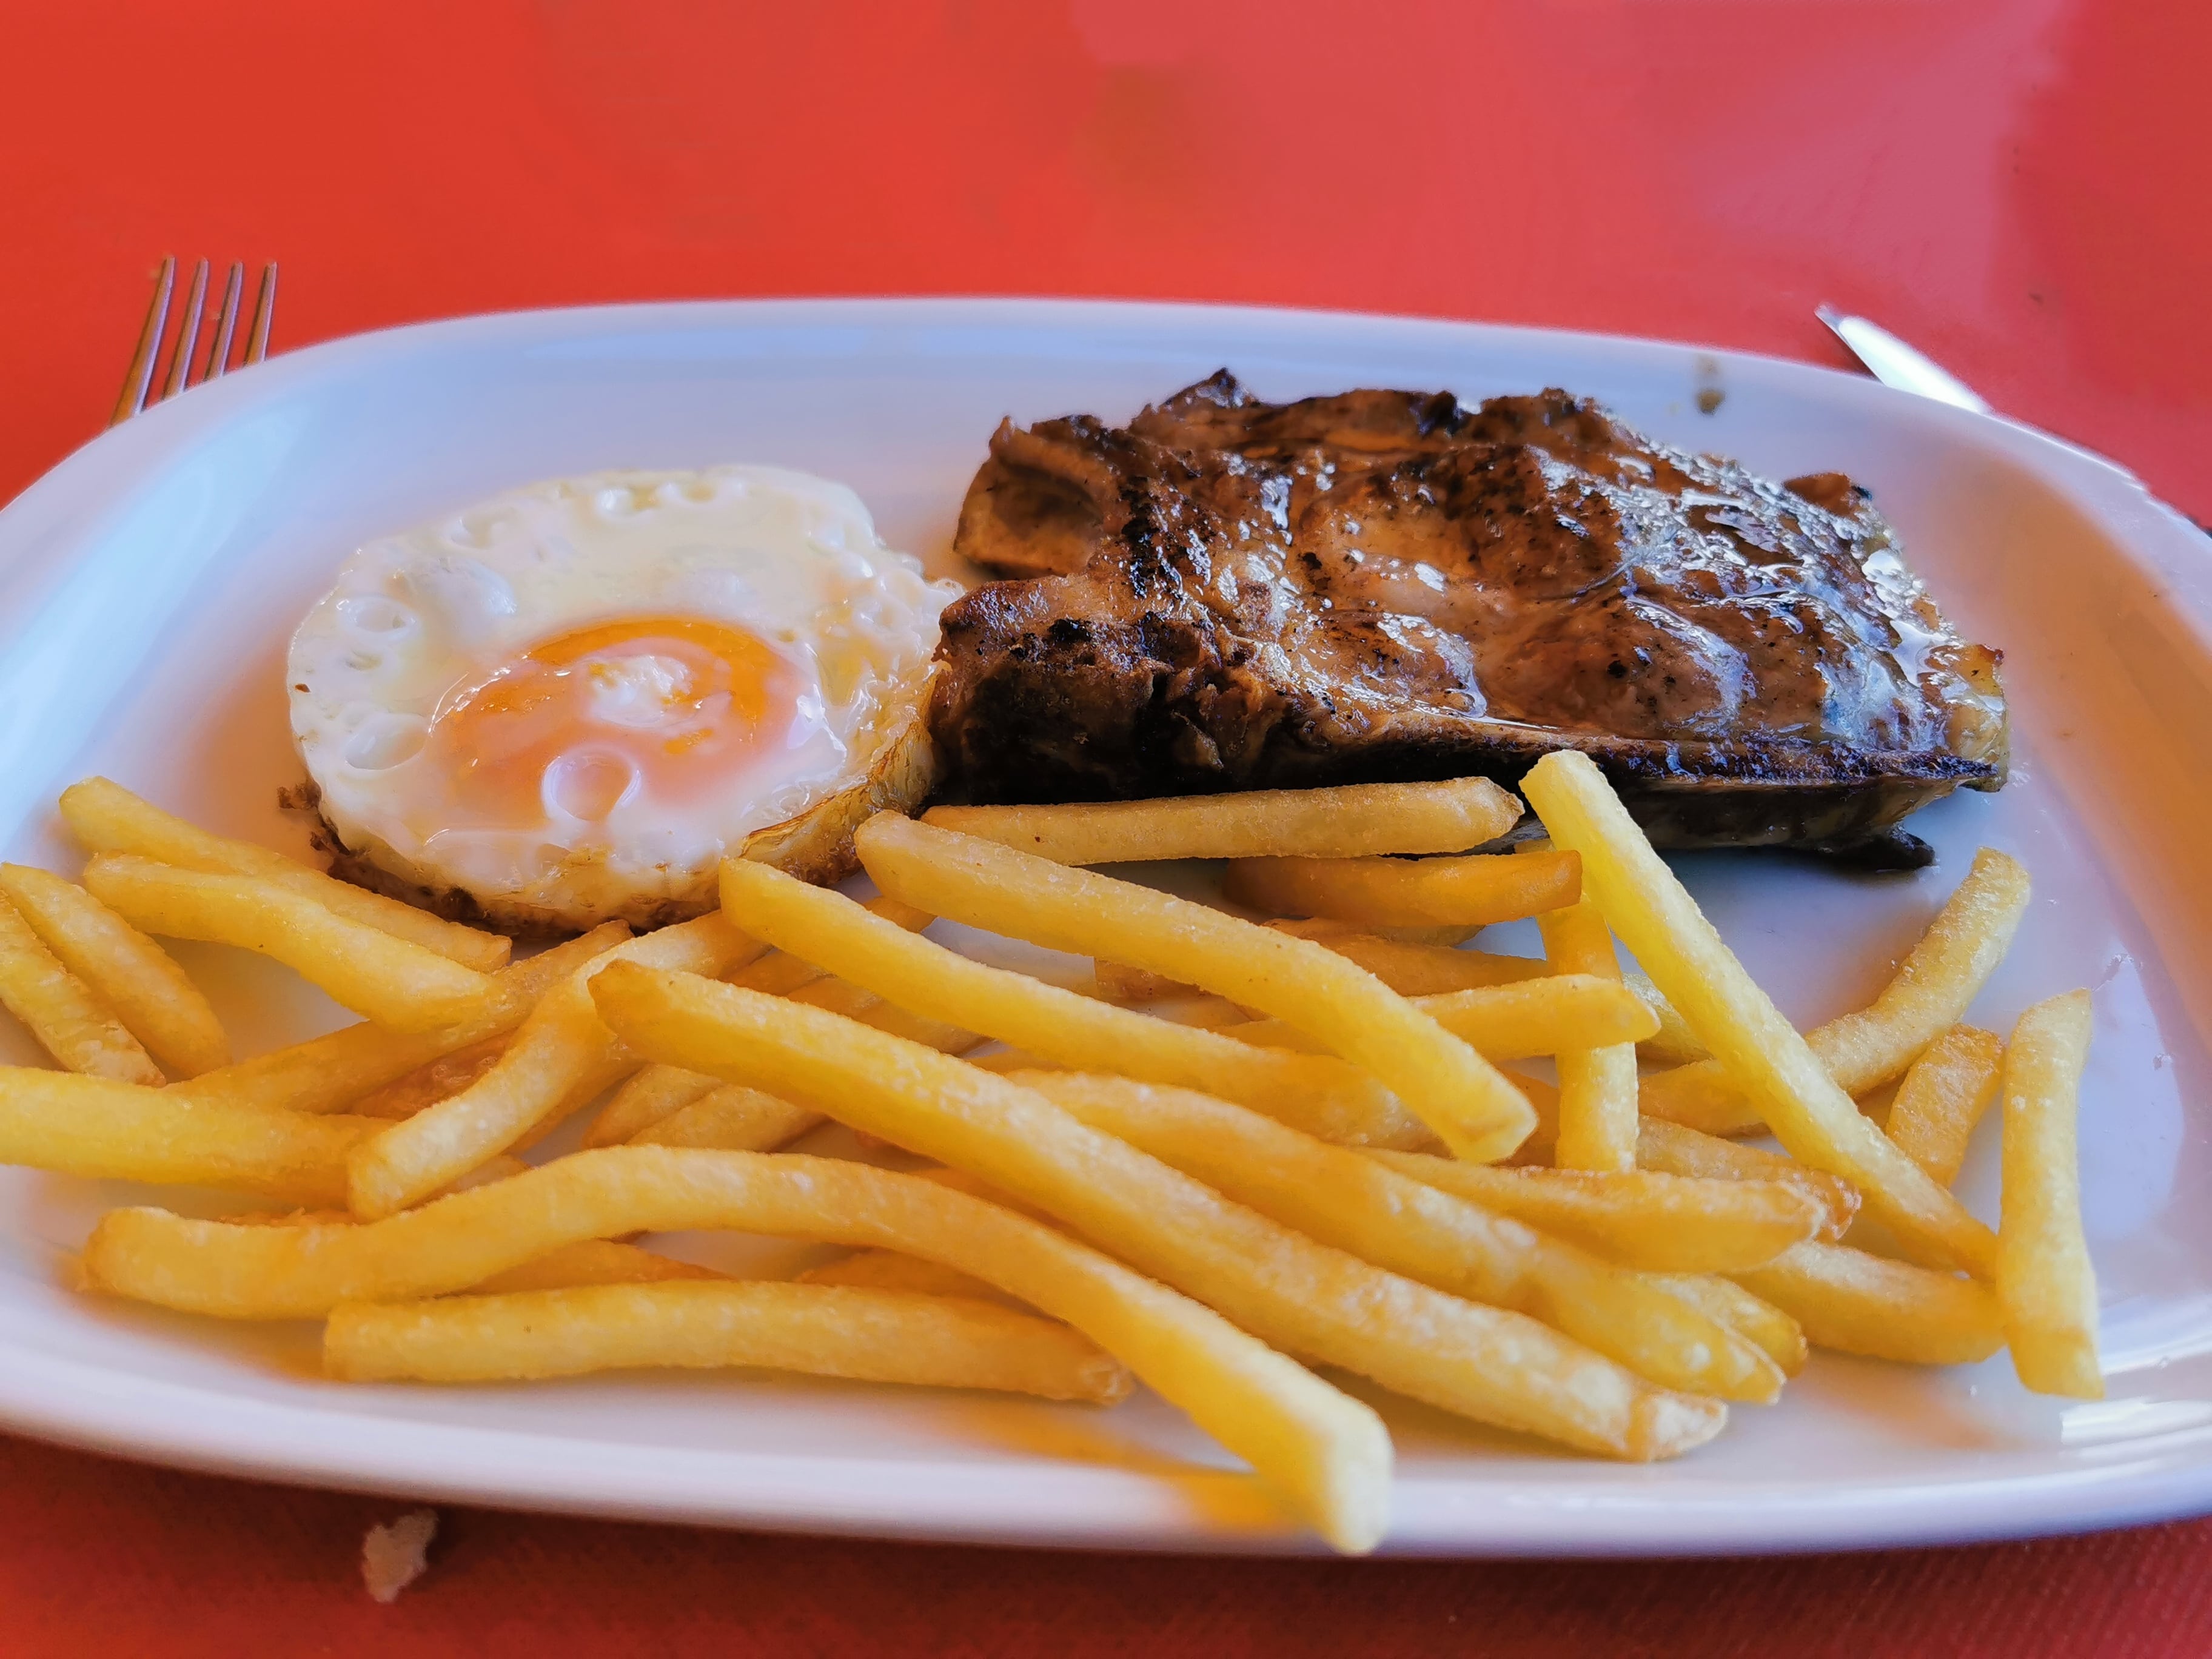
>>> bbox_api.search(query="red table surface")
[1,2,2208,1652]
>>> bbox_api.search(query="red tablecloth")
[2,3,2208,1651]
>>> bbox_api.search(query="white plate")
[1,299,2208,1558]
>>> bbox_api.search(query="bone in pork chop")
[928,372,2007,866]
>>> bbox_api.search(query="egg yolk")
[415,617,808,830]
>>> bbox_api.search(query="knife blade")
[1815,306,1991,415]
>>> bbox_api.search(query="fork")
[110,256,279,426]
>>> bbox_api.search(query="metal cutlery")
[111,256,278,426]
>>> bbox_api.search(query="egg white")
[288,465,960,929]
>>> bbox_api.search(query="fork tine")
[160,258,210,400]
[111,256,176,426]
[244,263,278,364]
[201,262,245,381]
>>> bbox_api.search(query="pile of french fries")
[0,763,2098,1555]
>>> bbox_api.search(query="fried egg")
[288,466,960,931]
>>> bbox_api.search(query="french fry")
[0,893,163,1084]
[347,1034,514,1120]
[851,817,1535,1162]
[327,1281,1134,1403]
[83,1148,1395,1555]
[1641,1274,1808,1376]
[1732,1242,2005,1365]
[83,856,494,1034]
[1521,750,1999,1277]
[1366,1153,1822,1273]
[797,1249,1021,1309]
[0,1068,377,1202]
[715,857,1433,1150]
[1997,991,2101,1398]
[1495,1069,1562,1166]
[1625,973,1708,1062]
[788,976,985,1056]
[58,777,510,972]
[466,1239,724,1294]
[1093,960,1198,1003]
[0,865,228,1076]
[1022,1071,1781,1402]
[583,965,980,1153]
[729,896,936,998]
[437,1153,530,1196]
[1223,848,1581,930]
[1634,1118,1861,1241]
[632,1083,822,1151]
[172,923,630,1116]
[585,906,965,1151]
[1221,975,1655,1063]
[1366,925,1485,947]
[1887,1026,2004,1187]
[1098,931,1555,1005]
[1533,886,1638,1172]
[583,1065,722,1149]
[346,915,758,1218]
[589,964,1729,1461]
[923,777,1523,863]
[1264,921,1553,994]
[1636,848,2032,1135]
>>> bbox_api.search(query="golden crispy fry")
[1223,848,1581,930]
[1087,971,1256,1027]
[0,893,163,1084]
[1521,750,1999,1277]
[1732,1241,2005,1365]
[1299,937,1550,994]
[327,1280,1134,1403]
[923,778,1523,864]
[1492,1069,1563,1166]
[1641,1274,1807,1376]
[1221,975,1655,1063]
[1625,973,1708,1062]
[1534,888,1638,1171]
[729,896,936,998]
[585,955,980,1153]
[83,856,494,1034]
[1359,925,1484,947]
[583,1065,722,1149]
[852,818,1534,1162]
[1997,991,2101,1398]
[58,777,510,972]
[590,964,1728,1460]
[1634,1118,1861,1241]
[1100,930,1555,1005]
[346,915,757,1218]
[1887,1025,2004,1187]
[172,923,629,1116]
[0,1068,376,1202]
[1636,848,2031,1135]
[1024,1071,1780,1402]
[85,1148,1393,1555]
[348,1034,514,1120]
[716,857,1432,1150]
[727,953,830,998]
[466,1239,724,1293]
[797,1249,1022,1309]
[787,975,985,1055]
[1093,960,1197,1003]
[632,1083,822,1151]
[1366,1153,1822,1273]
[0,865,228,1077]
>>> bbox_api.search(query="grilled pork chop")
[930,373,2006,865]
